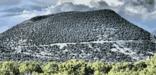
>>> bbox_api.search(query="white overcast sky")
[0,0,156,33]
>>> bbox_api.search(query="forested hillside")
[0,9,155,62]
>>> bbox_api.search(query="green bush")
[43,62,59,74]
[91,61,111,75]
[0,61,19,75]
[19,61,43,74]
[59,59,87,75]
[0,54,156,75]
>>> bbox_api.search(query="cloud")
[102,0,125,7]
[0,0,20,6]
[120,0,156,19]
[49,2,92,13]
[90,0,109,9]
[115,0,156,32]
[58,0,92,6]
[30,0,58,7]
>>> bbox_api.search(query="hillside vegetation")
[0,9,155,62]
[0,54,156,75]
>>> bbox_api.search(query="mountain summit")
[0,9,155,62]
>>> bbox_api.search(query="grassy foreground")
[0,55,156,75]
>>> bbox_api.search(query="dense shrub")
[59,59,87,75]
[43,62,59,74]
[0,61,19,75]
[90,61,112,75]
[0,55,156,75]
[19,61,43,74]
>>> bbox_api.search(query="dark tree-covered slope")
[0,9,155,62]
